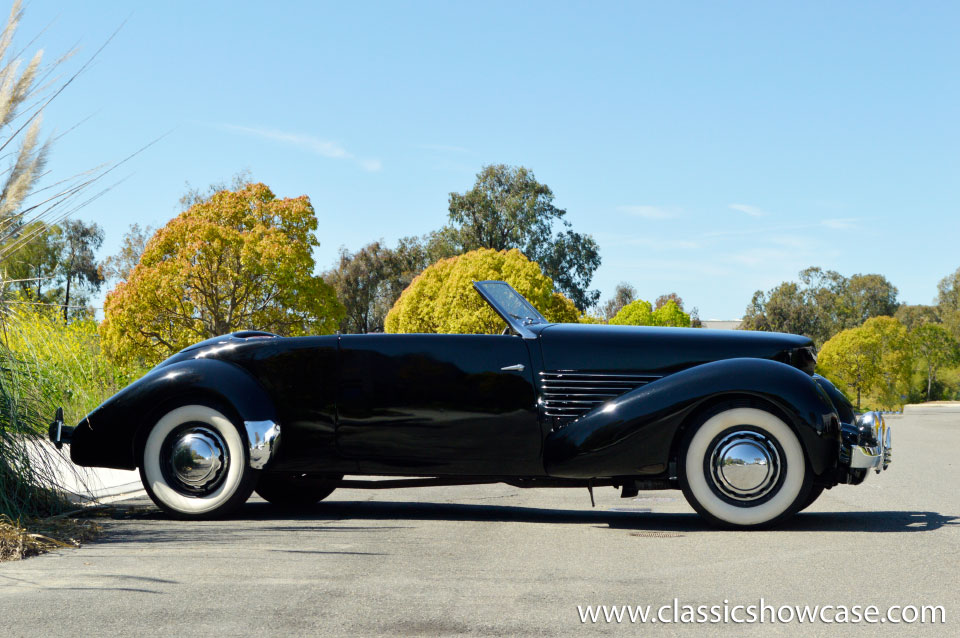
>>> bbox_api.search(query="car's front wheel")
[679,405,811,528]
[139,404,257,519]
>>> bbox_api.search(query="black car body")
[52,281,891,527]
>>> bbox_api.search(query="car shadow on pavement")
[114,500,958,534]
[328,502,959,533]
[101,501,960,540]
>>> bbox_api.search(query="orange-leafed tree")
[101,183,343,366]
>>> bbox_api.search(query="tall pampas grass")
[0,2,133,536]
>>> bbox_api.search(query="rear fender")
[70,359,277,470]
[543,358,840,479]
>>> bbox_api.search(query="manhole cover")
[629,531,684,538]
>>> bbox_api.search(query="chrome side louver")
[539,371,661,426]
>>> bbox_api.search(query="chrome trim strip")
[539,370,662,423]
[244,420,281,470]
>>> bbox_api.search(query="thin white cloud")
[617,205,678,219]
[220,124,381,172]
[821,218,858,230]
[728,203,768,217]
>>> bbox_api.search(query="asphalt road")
[2,413,958,637]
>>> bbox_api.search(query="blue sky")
[17,1,960,319]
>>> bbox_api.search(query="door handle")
[501,364,525,372]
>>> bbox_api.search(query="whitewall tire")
[680,406,810,528]
[139,404,256,519]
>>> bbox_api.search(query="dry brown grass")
[0,513,101,561]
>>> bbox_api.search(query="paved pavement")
[2,413,958,637]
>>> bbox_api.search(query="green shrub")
[0,305,144,518]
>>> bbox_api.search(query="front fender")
[544,358,840,479]
[70,358,277,470]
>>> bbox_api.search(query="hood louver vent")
[539,371,661,426]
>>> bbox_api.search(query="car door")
[336,333,541,473]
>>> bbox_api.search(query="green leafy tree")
[610,298,691,327]
[384,248,579,334]
[440,164,601,310]
[912,323,960,401]
[609,299,653,326]
[324,238,429,333]
[841,273,900,328]
[937,267,960,339]
[867,316,914,407]
[4,221,61,300]
[742,282,821,339]
[601,282,637,320]
[653,299,692,327]
[100,223,154,284]
[58,219,104,320]
[742,267,899,346]
[817,326,877,410]
[655,292,684,311]
[894,304,940,332]
[101,183,344,366]
[818,316,913,409]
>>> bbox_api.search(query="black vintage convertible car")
[50,281,891,528]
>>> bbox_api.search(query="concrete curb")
[903,402,960,415]
[29,439,145,504]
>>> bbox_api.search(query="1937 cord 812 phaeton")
[50,281,891,528]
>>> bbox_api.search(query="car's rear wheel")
[139,404,256,519]
[679,405,811,528]
[255,473,341,507]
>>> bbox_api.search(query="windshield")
[473,281,548,328]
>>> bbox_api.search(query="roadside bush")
[385,248,579,334]
[0,305,141,519]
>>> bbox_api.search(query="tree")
[742,267,900,346]
[865,316,914,408]
[609,299,653,326]
[894,304,940,332]
[817,317,913,410]
[101,183,344,366]
[100,223,154,284]
[179,170,253,211]
[58,219,104,320]
[841,273,900,328]
[4,221,61,300]
[912,323,960,401]
[441,165,601,310]
[384,248,579,334]
[602,282,637,320]
[937,267,960,339]
[655,292,684,311]
[610,298,692,327]
[324,239,429,333]
[817,327,877,410]
[653,299,692,327]
[742,282,821,340]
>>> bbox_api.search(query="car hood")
[535,323,815,376]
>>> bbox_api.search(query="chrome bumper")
[846,412,892,473]
[244,419,281,470]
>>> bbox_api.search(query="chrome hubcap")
[709,430,781,502]
[166,426,227,493]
